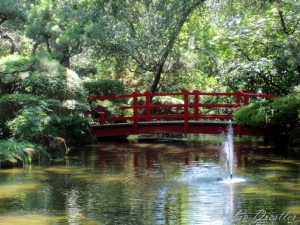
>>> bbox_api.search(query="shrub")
[234,95,300,129]
[6,99,93,144]
[6,105,51,140]
[0,55,36,95]
[83,79,125,96]
[48,113,96,144]
[0,54,91,143]
[20,59,87,101]
[0,94,41,137]
[0,54,87,101]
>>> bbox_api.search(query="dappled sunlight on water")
[0,138,300,224]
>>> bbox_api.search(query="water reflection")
[0,138,299,224]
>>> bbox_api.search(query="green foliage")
[74,66,98,77]
[0,54,87,101]
[200,0,300,95]
[151,96,184,115]
[20,56,87,101]
[5,98,91,143]
[47,113,95,144]
[0,0,29,57]
[0,54,90,143]
[0,55,36,95]
[83,79,125,96]
[0,139,50,166]
[86,0,206,93]
[234,96,300,129]
[0,94,41,137]
[7,105,51,140]
[26,0,89,63]
[0,54,33,73]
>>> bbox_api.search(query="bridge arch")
[86,90,277,137]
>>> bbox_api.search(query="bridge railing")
[87,90,278,133]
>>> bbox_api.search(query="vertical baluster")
[192,90,200,121]
[183,90,189,133]
[132,92,139,134]
[145,91,151,122]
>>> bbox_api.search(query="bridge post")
[235,91,242,105]
[183,90,190,133]
[236,124,242,135]
[244,92,249,105]
[145,91,151,122]
[132,92,139,134]
[192,90,200,121]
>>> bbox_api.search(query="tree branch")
[0,28,16,54]
[234,42,288,95]
[150,0,206,93]
[32,40,44,54]
[277,6,290,35]
[0,64,35,75]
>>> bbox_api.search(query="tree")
[194,0,300,95]
[86,0,207,94]
[0,0,28,56]
[26,0,90,67]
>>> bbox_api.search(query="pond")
[0,135,300,225]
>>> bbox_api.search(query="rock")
[32,133,52,146]
[32,133,68,159]
[48,137,68,159]
[1,159,18,168]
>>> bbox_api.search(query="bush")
[233,96,300,146]
[6,105,51,140]
[6,99,93,144]
[234,95,300,129]
[0,94,41,137]
[0,54,87,101]
[0,55,36,95]
[0,54,92,143]
[83,79,125,96]
[20,59,87,101]
[48,113,96,145]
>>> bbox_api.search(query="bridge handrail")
[87,90,278,134]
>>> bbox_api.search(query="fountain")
[224,120,234,179]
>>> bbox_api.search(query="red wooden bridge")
[87,90,277,137]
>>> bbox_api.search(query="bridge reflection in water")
[87,90,277,137]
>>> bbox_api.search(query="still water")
[0,136,300,225]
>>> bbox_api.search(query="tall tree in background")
[195,0,300,95]
[86,0,206,93]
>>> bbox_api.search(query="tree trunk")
[148,0,205,94]
[0,30,16,54]
[150,64,164,93]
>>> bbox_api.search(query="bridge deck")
[91,120,265,137]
